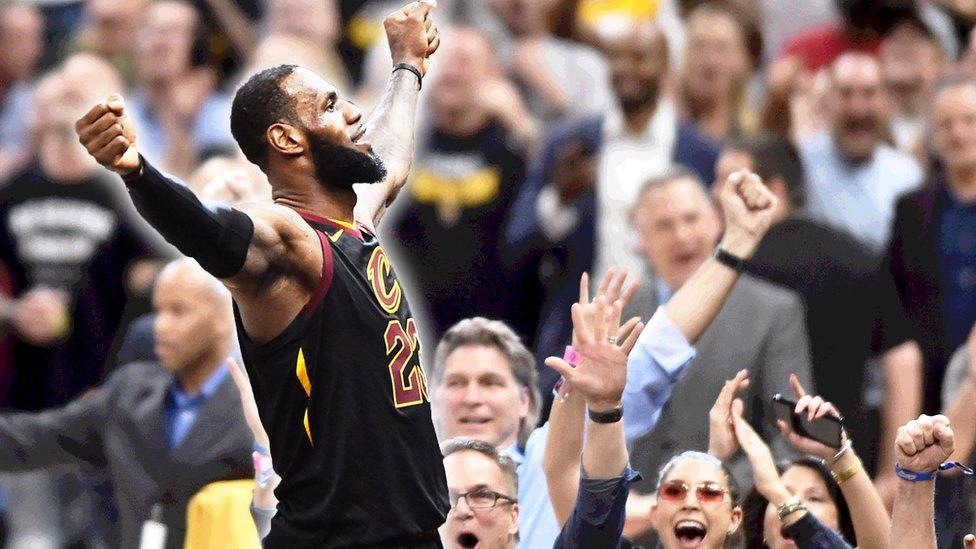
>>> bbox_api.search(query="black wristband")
[713,247,745,272]
[588,406,623,424]
[393,63,422,90]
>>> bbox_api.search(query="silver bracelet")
[831,439,853,464]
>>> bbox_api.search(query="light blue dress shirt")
[164,363,229,450]
[799,132,921,252]
[513,306,695,547]
[622,305,696,444]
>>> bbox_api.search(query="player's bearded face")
[307,130,387,190]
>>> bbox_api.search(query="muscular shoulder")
[232,201,322,289]
[236,202,316,243]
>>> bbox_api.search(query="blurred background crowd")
[2,0,976,546]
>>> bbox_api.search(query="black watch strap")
[713,247,745,272]
[393,63,423,90]
[588,406,623,424]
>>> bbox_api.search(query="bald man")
[0,259,252,548]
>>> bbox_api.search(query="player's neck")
[272,182,358,223]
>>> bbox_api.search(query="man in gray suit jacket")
[0,259,252,548]
[623,168,813,489]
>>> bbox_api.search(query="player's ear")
[267,123,305,157]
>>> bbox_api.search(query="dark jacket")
[882,181,950,412]
[0,361,252,548]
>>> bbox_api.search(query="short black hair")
[732,132,807,209]
[231,64,299,169]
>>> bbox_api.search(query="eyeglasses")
[658,480,729,506]
[449,489,517,510]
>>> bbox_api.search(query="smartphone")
[771,394,844,449]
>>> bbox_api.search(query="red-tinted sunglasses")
[658,480,729,506]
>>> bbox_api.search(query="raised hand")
[385,1,440,76]
[11,288,70,346]
[546,297,644,412]
[895,414,954,473]
[732,398,790,503]
[708,370,751,461]
[573,269,640,346]
[777,373,847,459]
[718,169,778,258]
[75,94,140,176]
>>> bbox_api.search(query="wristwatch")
[588,406,623,424]
[713,247,745,272]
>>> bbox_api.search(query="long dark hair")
[741,457,856,549]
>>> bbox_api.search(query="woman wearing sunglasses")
[650,450,744,549]
[715,373,890,549]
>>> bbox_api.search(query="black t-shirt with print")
[0,166,155,410]
[385,120,536,344]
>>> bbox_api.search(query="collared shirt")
[164,363,229,450]
[553,466,641,549]
[799,132,922,252]
[937,187,976,351]
[593,100,678,283]
[509,424,562,549]
[622,306,696,443]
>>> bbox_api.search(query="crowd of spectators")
[3,0,976,547]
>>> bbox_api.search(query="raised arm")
[354,1,441,229]
[889,414,956,549]
[545,295,644,548]
[543,269,640,525]
[778,376,890,549]
[74,98,321,301]
[665,170,777,343]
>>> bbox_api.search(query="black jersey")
[234,212,448,547]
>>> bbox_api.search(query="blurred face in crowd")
[604,23,669,116]
[136,0,199,84]
[0,4,43,83]
[826,54,889,162]
[441,450,519,549]
[83,0,148,57]
[681,9,751,108]
[632,177,722,291]
[153,261,232,375]
[487,0,556,37]
[932,82,976,174]
[430,29,494,114]
[435,345,530,449]
[652,457,742,549]
[881,23,944,115]
[763,465,841,549]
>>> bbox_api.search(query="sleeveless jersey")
[234,212,448,547]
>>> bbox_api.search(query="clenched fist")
[385,1,440,76]
[74,94,140,176]
[895,414,954,474]
[718,169,777,258]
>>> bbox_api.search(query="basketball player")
[75,2,446,546]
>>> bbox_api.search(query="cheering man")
[75,2,446,546]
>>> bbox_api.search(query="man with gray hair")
[427,316,551,547]
[624,167,813,493]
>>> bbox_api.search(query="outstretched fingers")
[620,321,645,355]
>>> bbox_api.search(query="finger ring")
[607,336,618,345]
